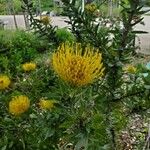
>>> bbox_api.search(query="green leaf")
[1,145,7,150]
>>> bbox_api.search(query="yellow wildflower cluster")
[85,3,97,13]
[0,75,11,90]
[39,99,56,110]
[9,95,30,116]
[124,65,137,74]
[41,16,51,25]
[22,62,36,72]
[52,43,104,87]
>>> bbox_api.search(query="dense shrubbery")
[0,0,150,149]
[0,30,51,76]
[55,28,76,44]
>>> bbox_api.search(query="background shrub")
[0,30,49,75]
[56,28,76,44]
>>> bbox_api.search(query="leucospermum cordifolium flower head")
[41,16,51,25]
[124,64,137,74]
[0,75,11,90]
[39,99,56,110]
[9,95,30,116]
[22,62,36,72]
[52,43,104,87]
[85,3,97,13]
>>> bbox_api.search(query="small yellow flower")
[0,75,11,90]
[52,43,104,87]
[124,65,137,74]
[41,16,51,25]
[85,3,97,13]
[22,62,36,72]
[39,99,56,110]
[9,95,30,116]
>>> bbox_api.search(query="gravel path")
[135,16,150,54]
[0,15,69,29]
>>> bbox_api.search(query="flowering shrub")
[52,43,104,86]
[9,95,30,116]
[55,28,76,44]
[22,62,37,72]
[85,3,97,13]
[0,75,11,90]
[0,41,149,149]
[124,64,137,74]
[40,16,51,26]
[0,30,44,76]
[0,0,150,149]
[39,99,56,110]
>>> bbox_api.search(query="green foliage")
[0,0,150,149]
[0,30,45,75]
[13,0,22,13]
[0,0,6,15]
[60,0,150,149]
[0,0,22,15]
[56,28,76,44]
[22,0,59,46]
[0,30,13,50]
[22,0,76,47]
[36,0,54,11]
[98,4,120,17]
[144,0,150,6]
[0,0,54,15]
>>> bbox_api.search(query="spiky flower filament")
[52,43,104,87]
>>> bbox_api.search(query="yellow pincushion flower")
[52,43,104,87]
[22,62,36,72]
[0,75,11,90]
[9,95,30,116]
[85,3,97,13]
[41,16,51,25]
[124,65,137,74]
[39,99,56,110]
